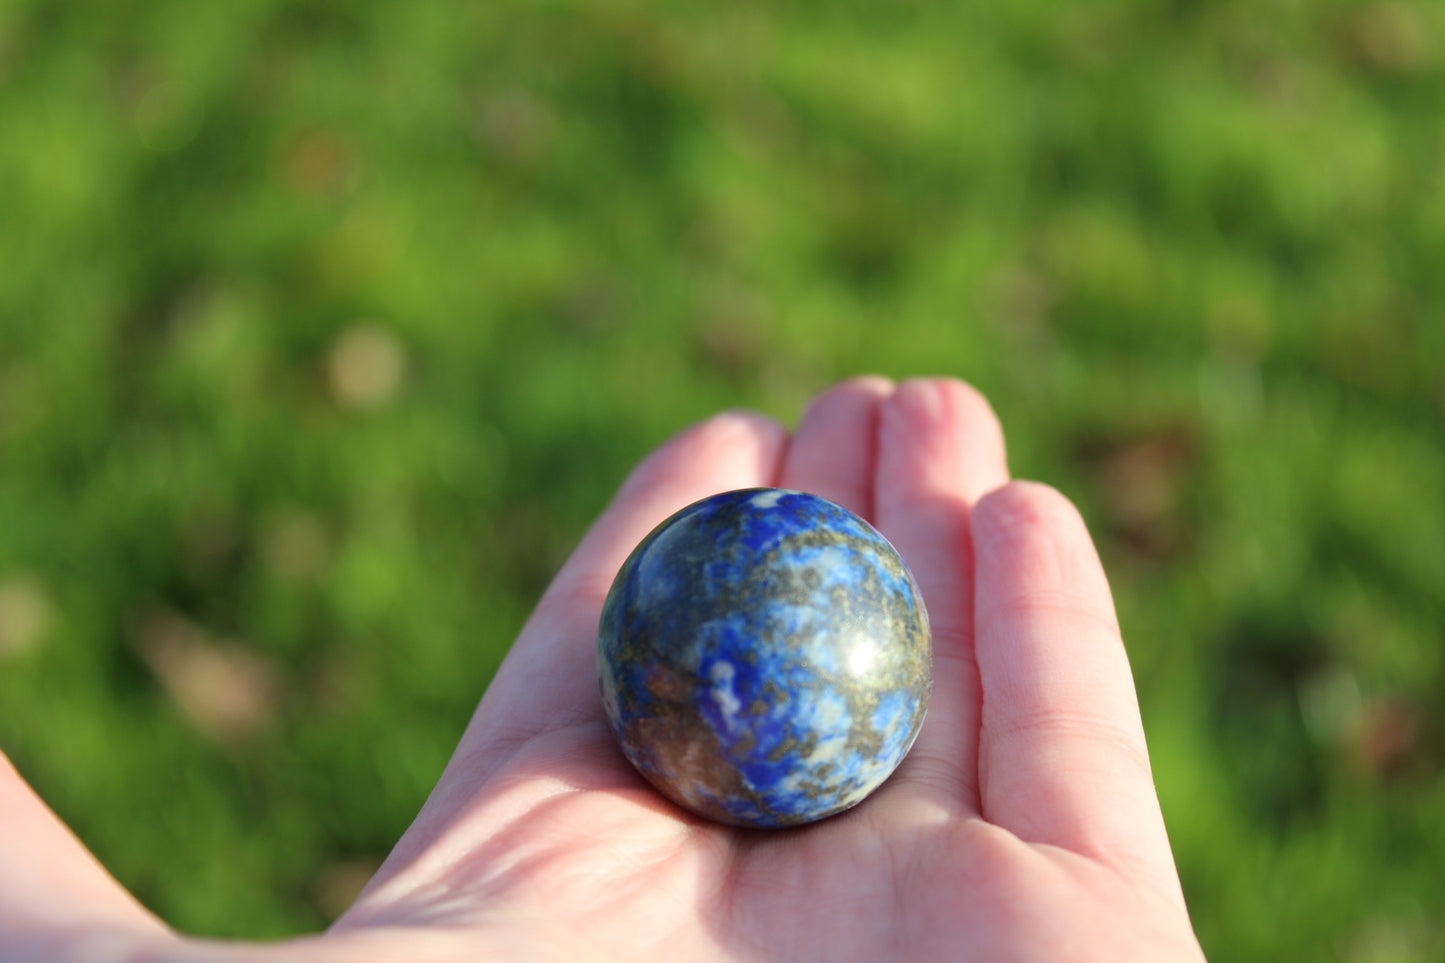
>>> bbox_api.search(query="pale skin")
[0,377,1206,962]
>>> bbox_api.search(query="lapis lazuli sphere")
[598,488,931,828]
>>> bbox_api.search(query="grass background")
[1,0,1443,958]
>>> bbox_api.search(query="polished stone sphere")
[598,488,931,828]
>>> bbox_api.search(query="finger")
[0,750,171,959]
[386,411,789,844]
[870,378,1008,814]
[973,482,1180,888]
[779,375,893,517]
[474,409,788,764]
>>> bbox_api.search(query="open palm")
[2,378,1204,962]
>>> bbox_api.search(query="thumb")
[0,749,174,961]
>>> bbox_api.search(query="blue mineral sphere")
[598,488,931,828]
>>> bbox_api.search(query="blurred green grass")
[1,0,1443,957]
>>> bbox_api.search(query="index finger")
[379,411,789,855]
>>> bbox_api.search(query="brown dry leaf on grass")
[0,575,53,659]
[326,324,407,411]
[135,609,281,740]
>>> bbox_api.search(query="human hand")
[1,377,1205,962]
